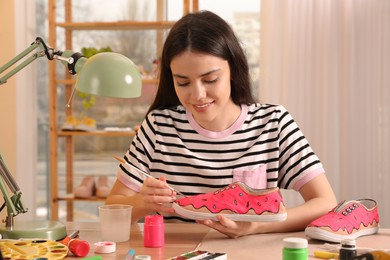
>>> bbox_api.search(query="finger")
[144,177,166,188]
[196,219,216,227]
[142,178,175,197]
[157,176,175,196]
[216,214,235,228]
[147,203,175,214]
[197,216,232,227]
[197,217,239,238]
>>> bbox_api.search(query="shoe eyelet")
[346,208,352,213]
[342,211,348,216]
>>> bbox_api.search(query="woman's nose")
[190,83,206,100]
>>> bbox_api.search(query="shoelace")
[342,203,359,216]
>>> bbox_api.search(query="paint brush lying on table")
[114,156,186,197]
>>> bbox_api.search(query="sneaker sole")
[305,226,379,243]
[172,203,287,222]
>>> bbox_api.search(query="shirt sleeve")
[276,105,325,191]
[117,112,157,191]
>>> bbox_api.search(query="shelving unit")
[48,0,199,221]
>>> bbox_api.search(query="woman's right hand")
[139,176,176,213]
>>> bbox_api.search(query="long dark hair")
[147,10,256,114]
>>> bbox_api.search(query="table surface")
[65,222,390,259]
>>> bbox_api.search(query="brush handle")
[114,156,185,197]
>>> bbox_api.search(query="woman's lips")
[193,102,213,111]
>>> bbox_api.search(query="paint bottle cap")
[69,239,90,257]
[283,237,308,260]
[283,237,308,249]
[94,241,116,254]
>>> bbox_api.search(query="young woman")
[106,10,337,238]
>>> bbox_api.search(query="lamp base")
[0,220,67,240]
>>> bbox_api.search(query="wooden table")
[66,222,209,259]
[197,228,390,259]
[66,222,390,259]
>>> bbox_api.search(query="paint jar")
[68,239,90,257]
[283,237,308,260]
[144,215,164,248]
[339,239,357,260]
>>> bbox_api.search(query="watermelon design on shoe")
[305,199,379,243]
[172,182,287,222]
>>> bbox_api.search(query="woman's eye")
[176,82,189,87]
[204,78,218,84]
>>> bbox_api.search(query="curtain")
[260,0,390,227]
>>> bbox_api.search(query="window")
[35,0,260,221]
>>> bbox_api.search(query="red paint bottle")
[144,215,165,248]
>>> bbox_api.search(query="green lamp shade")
[75,52,142,98]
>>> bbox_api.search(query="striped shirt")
[117,103,324,197]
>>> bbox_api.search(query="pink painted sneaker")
[172,182,287,222]
[305,199,379,243]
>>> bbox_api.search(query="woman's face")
[170,51,240,131]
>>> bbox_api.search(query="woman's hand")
[139,176,176,214]
[197,215,257,238]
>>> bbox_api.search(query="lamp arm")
[0,37,64,85]
[1,36,142,99]
[0,154,28,228]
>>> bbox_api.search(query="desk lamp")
[0,37,142,240]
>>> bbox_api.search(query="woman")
[106,10,337,238]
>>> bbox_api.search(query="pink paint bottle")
[144,215,164,248]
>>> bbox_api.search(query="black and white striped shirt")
[117,103,324,196]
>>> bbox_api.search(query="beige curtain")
[260,0,390,227]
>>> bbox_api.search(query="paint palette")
[0,239,68,259]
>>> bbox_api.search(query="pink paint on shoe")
[172,182,287,222]
[305,199,379,243]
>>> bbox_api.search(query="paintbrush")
[114,156,185,197]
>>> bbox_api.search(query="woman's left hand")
[196,215,256,238]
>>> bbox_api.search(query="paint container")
[144,215,164,248]
[68,239,90,257]
[339,239,357,260]
[283,237,308,260]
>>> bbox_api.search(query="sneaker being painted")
[172,182,287,222]
[305,199,379,243]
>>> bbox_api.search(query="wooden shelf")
[57,194,106,202]
[56,21,176,31]
[49,0,198,222]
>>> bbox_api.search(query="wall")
[0,1,37,221]
[0,0,17,222]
